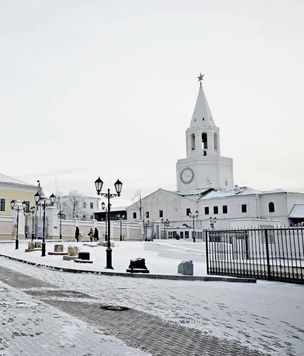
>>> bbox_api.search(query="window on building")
[241,204,247,213]
[83,202,87,208]
[269,202,275,213]
[213,206,218,214]
[90,215,94,220]
[204,207,209,215]
[186,208,191,216]
[223,205,228,214]
[133,212,137,219]
[146,211,149,218]
[90,202,93,209]
[159,210,163,218]
[0,199,5,211]
[82,215,86,220]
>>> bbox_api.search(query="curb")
[0,253,256,283]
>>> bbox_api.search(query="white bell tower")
[176,74,234,193]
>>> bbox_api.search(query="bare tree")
[131,190,144,220]
[62,190,86,219]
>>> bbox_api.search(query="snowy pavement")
[0,240,303,355]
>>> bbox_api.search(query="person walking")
[75,226,80,242]
[94,227,99,241]
[88,228,94,242]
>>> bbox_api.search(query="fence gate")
[25,217,49,239]
[206,228,304,284]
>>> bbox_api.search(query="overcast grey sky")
[1,0,304,206]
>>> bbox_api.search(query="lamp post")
[10,200,27,249]
[161,218,170,239]
[116,214,125,241]
[30,206,35,240]
[101,201,107,241]
[188,210,199,242]
[209,217,217,229]
[57,209,65,239]
[34,192,56,257]
[95,177,123,269]
[23,205,30,239]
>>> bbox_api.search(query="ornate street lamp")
[188,210,199,242]
[209,217,217,229]
[95,177,123,269]
[161,218,170,239]
[10,200,27,249]
[34,191,56,256]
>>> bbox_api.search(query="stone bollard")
[54,244,64,253]
[28,242,35,250]
[68,246,79,256]
[74,250,93,264]
[35,241,42,249]
[126,258,150,273]
[78,251,90,260]
[178,260,193,276]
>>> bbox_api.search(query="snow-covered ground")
[0,240,303,355]
[0,240,207,275]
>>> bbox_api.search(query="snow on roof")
[0,172,33,186]
[288,204,304,218]
[199,186,262,200]
[177,188,211,196]
[261,188,304,194]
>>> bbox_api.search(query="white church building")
[126,75,304,234]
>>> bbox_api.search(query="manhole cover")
[99,305,129,311]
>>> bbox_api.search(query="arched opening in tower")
[214,133,218,150]
[202,132,208,151]
[191,134,195,150]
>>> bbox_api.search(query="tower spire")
[191,73,215,127]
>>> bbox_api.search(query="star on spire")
[197,73,204,87]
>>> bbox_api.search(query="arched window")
[191,134,195,150]
[202,132,208,149]
[214,133,218,150]
[269,202,275,213]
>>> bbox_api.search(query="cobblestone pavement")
[0,264,269,356]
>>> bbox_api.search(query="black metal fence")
[206,227,304,284]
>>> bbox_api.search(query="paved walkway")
[0,263,268,356]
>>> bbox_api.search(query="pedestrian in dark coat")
[75,226,80,242]
[88,228,94,242]
[94,227,99,241]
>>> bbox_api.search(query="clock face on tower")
[180,167,194,184]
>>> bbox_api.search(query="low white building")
[60,195,101,221]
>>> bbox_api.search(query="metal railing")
[206,227,304,284]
